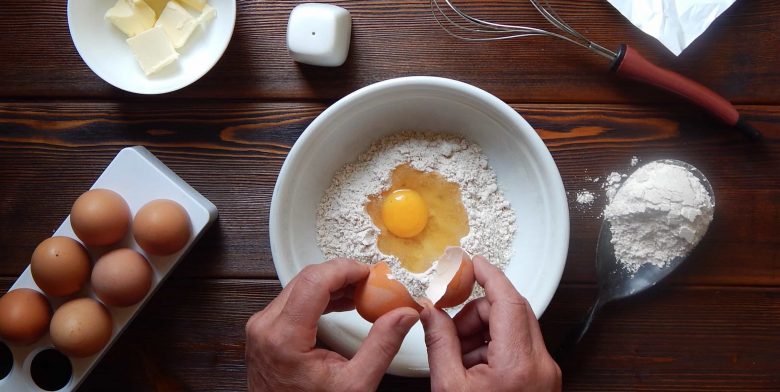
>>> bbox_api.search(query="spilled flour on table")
[575,190,596,206]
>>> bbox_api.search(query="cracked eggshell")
[354,261,422,323]
[425,247,476,309]
[354,247,475,323]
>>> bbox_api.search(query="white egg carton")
[0,146,218,392]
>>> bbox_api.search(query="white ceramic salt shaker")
[286,3,352,67]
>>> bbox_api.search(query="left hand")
[245,258,420,392]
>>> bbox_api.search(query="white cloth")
[607,0,737,56]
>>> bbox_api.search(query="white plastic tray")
[0,146,217,391]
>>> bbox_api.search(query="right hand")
[419,256,561,392]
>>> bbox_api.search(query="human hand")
[420,256,561,392]
[245,258,420,392]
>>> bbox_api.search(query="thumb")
[419,302,466,385]
[349,307,419,387]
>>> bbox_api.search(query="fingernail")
[417,297,434,308]
[418,302,433,322]
[398,313,418,331]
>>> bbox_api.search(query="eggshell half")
[353,248,476,323]
[354,262,422,323]
[431,247,475,308]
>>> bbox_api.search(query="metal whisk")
[430,0,761,139]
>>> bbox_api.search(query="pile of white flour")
[315,133,516,298]
[604,161,714,273]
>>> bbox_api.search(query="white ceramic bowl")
[67,0,236,94]
[270,76,569,377]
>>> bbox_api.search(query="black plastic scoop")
[556,160,715,358]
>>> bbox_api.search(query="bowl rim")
[271,76,569,318]
[66,0,237,95]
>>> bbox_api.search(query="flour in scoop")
[604,161,714,273]
[316,133,516,299]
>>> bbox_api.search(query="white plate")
[67,0,236,94]
[270,77,569,377]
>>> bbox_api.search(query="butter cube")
[105,0,156,37]
[144,0,170,16]
[126,26,179,75]
[196,4,217,27]
[178,0,206,11]
[155,1,197,48]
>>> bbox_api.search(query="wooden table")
[1,1,778,390]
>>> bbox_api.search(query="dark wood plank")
[1,2,777,391]
[3,279,778,391]
[1,1,778,104]
[0,102,778,286]
[543,285,780,391]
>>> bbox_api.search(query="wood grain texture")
[2,279,778,391]
[0,101,777,284]
[0,1,779,104]
[1,1,779,390]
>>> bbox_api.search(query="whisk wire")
[531,0,585,41]
[432,0,549,42]
[431,0,617,59]
[432,0,527,36]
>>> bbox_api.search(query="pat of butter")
[155,1,197,48]
[178,0,206,11]
[126,26,179,75]
[197,4,217,26]
[105,0,156,37]
[144,0,169,16]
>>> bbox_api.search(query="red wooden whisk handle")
[611,44,761,140]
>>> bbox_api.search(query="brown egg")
[133,199,191,256]
[421,247,477,309]
[70,189,131,246]
[354,262,422,323]
[0,289,51,345]
[91,248,153,307]
[31,236,91,297]
[435,254,475,309]
[50,298,113,358]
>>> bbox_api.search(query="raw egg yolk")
[367,165,470,273]
[381,189,429,238]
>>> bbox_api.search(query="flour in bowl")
[315,133,516,299]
